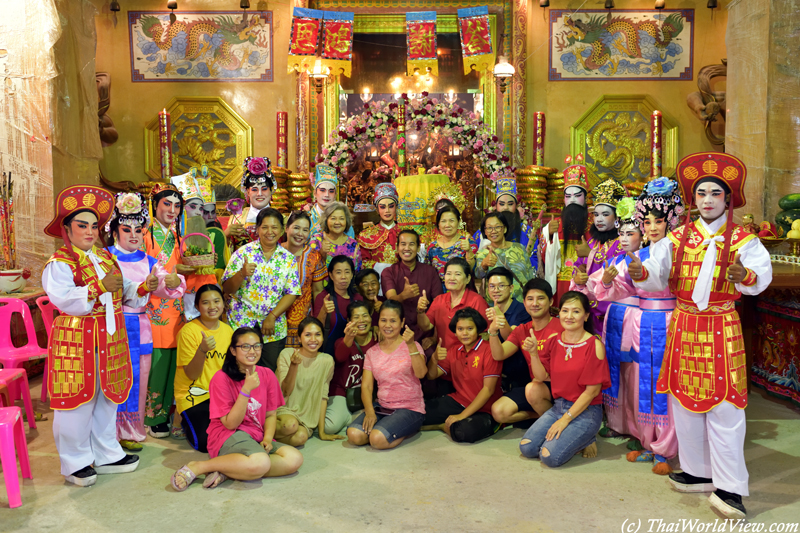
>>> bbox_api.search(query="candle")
[651,110,662,178]
[159,108,172,181]
[277,111,288,168]
[397,100,406,174]
[534,112,546,166]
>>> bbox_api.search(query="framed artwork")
[570,95,679,187]
[129,11,273,82]
[144,97,253,187]
[549,9,693,81]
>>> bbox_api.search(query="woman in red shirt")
[519,291,611,467]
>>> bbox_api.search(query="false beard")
[503,210,523,242]
[561,203,589,238]
[590,224,619,244]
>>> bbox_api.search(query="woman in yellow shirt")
[175,284,233,452]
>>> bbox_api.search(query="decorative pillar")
[533,112,545,166]
[650,110,662,179]
[512,0,527,166]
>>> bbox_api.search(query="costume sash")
[118,313,142,416]
[151,223,177,266]
[602,299,638,408]
[638,310,670,426]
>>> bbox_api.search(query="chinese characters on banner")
[277,112,288,168]
[406,12,438,76]
[289,8,322,57]
[457,6,495,75]
[287,8,353,77]
[321,11,354,77]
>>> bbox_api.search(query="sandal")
[171,465,197,492]
[119,439,144,452]
[202,471,228,489]
[170,425,185,439]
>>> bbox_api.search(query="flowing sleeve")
[42,261,94,316]
[736,237,772,295]
[150,261,187,299]
[634,237,673,293]
[591,257,636,302]
[121,274,150,308]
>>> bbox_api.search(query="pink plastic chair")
[0,370,35,430]
[0,406,32,508]
[35,296,59,402]
[0,298,48,414]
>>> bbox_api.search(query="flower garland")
[316,92,515,182]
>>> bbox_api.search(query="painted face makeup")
[642,213,668,243]
[184,199,204,218]
[66,212,99,252]
[116,223,144,252]
[201,205,217,224]
[376,199,397,224]
[564,187,586,207]
[315,184,337,207]
[247,185,272,210]
[495,195,517,213]
[694,182,728,222]
[618,224,642,252]
[156,194,181,226]
[592,205,616,232]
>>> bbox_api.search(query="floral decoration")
[246,156,270,176]
[316,92,515,182]
[116,193,144,215]
[615,197,636,223]
[226,198,245,215]
[634,177,684,231]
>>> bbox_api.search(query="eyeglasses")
[487,284,510,291]
[236,343,263,352]
[485,226,505,233]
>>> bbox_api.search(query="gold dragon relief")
[171,112,239,185]
[585,111,652,183]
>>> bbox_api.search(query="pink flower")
[475,140,484,149]
[226,198,245,215]
[454,126,463,133]
[322,148,329,155]
[116,193,143,215]
[247,157,268,175]
[425,104,432,112]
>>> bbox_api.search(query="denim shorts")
[349,404,425,444]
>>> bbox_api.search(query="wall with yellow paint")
[92,0,297,184]
[525,0,728,171]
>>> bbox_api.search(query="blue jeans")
[349,404,425,444]
[519,398,602,467]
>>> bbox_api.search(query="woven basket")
[180,232,215,267]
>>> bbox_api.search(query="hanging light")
[240,0,250,7]
[539,0,550,7]
[360,87,373,104]
[110,1,121,12]
[605,0,615,8]
[444,89,457,104]
[309,57,330,94]
[707,0,718,7]
[654,0,666,9]
[167,0,178,23]
[492,56,515,94]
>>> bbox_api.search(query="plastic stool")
[0,369,36,430]
[0,406,32,508]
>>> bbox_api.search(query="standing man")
[226,156,276,250]
[358,182,400,274]
[381,229,443,346]
[628,152,772,519]
[42,185,159,486]
[305,164,354,239]
[538,155,592,307]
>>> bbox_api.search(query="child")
[171,327,303,491]
[174,284,233,452]
[275,318,340,445]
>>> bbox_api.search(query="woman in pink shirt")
[346,301,428,450]
[170,327,304,491]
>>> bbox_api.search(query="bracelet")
[488,331,499,337]
[566,411,573,418]
[239,391,251,398]
[409,351,421,356]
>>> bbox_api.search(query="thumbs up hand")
[435,338,448,361]
[165,266,181,290]
[323,293,335,314]
[402,326,416,345]
[240,256,256,278]
[401,276,420,300]
[459,236,471,252]
[144,265,159,292]
[199,330,216,353]
[576,236,591,258]
[547,216,559,234]
[573,264,589,286]
[727,253,747,284]
[102,273,124,293]
[627,251,644,281]
[522,329,538,355]
[417,290,430,313]
[602,263,619,285]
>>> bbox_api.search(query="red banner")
[288,9,322,56]
[407,21,436,60]
[277,112,288,169]
[459,17,492,57]
[322,20,353,61]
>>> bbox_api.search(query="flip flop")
[202,471,228,489]
[171,465,197,492]
[119,439,144,451]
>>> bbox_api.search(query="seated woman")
[326,301,378,434]
[171,327,304,491]
[423,308,502,443]
[175,284,233,452]
[274,317,340,445]
[354,268,383,326]
[310,201,362,270]
[313,255,360,355]
[347,301,427,450]
[424,203,478,287]
[474,211,536,303]
[518,291,611,467]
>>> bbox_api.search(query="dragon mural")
[554,11,687,77]
[586,112,651,183]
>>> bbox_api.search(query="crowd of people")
[42,152,771,520]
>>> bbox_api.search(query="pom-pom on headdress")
[373,182,399,206]
[633,177,684,232]
[241,156,275,191]
[105,192,150,233]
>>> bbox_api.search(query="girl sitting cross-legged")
[170,327,303,491]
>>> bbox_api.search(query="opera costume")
[473,178,535,264]
[42,186,156,486]
[538,155,592,307]
[227,156,276,252]
[171,170,222,320]
[306,164,354,240]
[105,192,186,449]
[570,178,626,333]
[634,153,772,518]
[357,182,400,273]
[589,179,684,475]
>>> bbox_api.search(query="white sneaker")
[95,454,139,474]
[65,466,97,487]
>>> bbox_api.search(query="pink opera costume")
[589,178,685,474]
[106,192,186,449]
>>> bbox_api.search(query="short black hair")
[480,211,510,239]
[346,299,371,320]
[486,266,514,286]
[194,284,224,309]
[354,268,379,286]
[256,207,285,229]
[448,307,488,334]
[559,290,594,335]
[436,205,461,228]
[397,228,420,247]
[379,299,405,321]
[286,210,311,229]
[523,278,553,301]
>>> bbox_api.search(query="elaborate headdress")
[373,182,399,205]
[634,177,684,232]
[314,164,338,189]
[147,182,182,225]
[241,156,275,190]
[495,178,518,202]
[44,185,114,268]
[105,192,150,233]
[562,153,588,192]
[171,167,215,207]
[590,179,627,210]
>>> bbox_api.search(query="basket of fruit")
[180,232,215,272]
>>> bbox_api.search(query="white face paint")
[184,199,204,218]
[694,182,728,222]
[564,187,586,206]
[592,205,616,232]
[618,224,642,252]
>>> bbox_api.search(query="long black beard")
[589,224,619,244]
[562,203,588,238]
[503,210,522,242]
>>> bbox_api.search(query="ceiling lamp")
[539,0,550,7]
[605,0,615,8]
[309,57,330,94]
[110,1,121,12]
[707,0,718,7]
[493,56,515,94]
[167,1,177,23]
[655,0,666,9]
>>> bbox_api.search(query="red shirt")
[507,318,565,381]
[382,261,443,341]
[438,339,502,414]
[539,334,611,405]
[329,337,377,397]
[426,290,488,349]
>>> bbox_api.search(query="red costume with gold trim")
[45,247,133,410]
[357,224,400,269]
